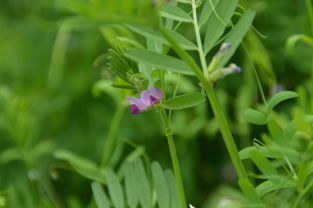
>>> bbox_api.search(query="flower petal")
[126,96,147,110]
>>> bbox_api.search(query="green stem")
[243,43,268,109]
[191,0,208,77]
[101,102,126,167]
[292,177,313,208]
[159,107,187,208]
[159,27,247,179]
[306,0,313,113]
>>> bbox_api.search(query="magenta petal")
[141,87,163,106]
[126,96,147,111]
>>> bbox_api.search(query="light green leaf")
[199,0,220,28]
[286,34,313,55]
[204,0,238,54]
[92,79,122,102]
[217,9,256,68]
[151,162,170,208]
[134,159,151,208]
[256,179,296,197]
[163,92,206,110]
[243,108,267,125]
[297,162,312,193]
[249,150,278,178]
[268,91,298,111]
[125,49,194,75]
[239,146,281,160]
[176,0,191,3]
[238,177,263,204]
[160,3,193,23]
[164,170,181,208]
[124,162,138,208]
[91,182,110,208]
[105,169,124,208]
[126,24,197,50]
[267,119,284,145]
[54,150,105,183]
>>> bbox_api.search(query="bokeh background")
[0,0,312,207]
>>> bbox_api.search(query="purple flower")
[126,96,148,115]
[141,87,163,107]
[126,87,163,115]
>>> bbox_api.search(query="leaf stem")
[101,102,126,167]
[243,43,268,109]
[191,0,208,77]
[159,27,247,179]
[159,106,187,208]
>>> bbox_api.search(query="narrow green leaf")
[124,162,138,208]
[249,151,278,182]
[54,150,105,183]
[268,91,298,111]
[243,108,267,125]
[164,170,181,208]
[163,92,206,110]
[217,9,256,67]
[297,162,312,193]
[125,49,194,75]
[105,169,124,208]
[151,162,170,208]
[91,182,110,208]
[126,24,197,50]
[160,3,193,22]
[134,159,151,208]
[267,119,284,145]
[204,0,238,54]
[238,178,263,204]
[256,179,296,197]
[199,0,220,28]
[176,0,191,3]
[239,146,281,160]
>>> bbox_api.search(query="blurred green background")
[0,0,312,207]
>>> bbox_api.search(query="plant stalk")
[159,27,247,179]
[191,0,208,77]
[159,106,187,208]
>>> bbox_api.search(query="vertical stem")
[242,43,268,109]
[159,107,187,208]
[192,0,208,77]
[159,27,248,179]
[306,0,313,113]
[101,102,126,167]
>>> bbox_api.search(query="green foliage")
[1,0,313,207]
[90,159,180,208]
[163,92,206,110]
